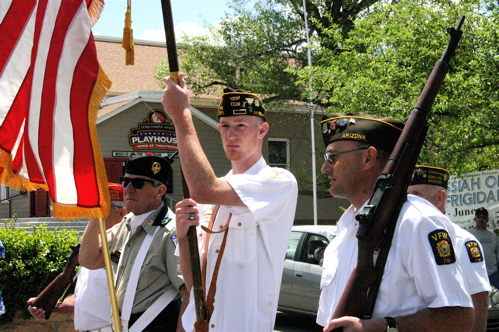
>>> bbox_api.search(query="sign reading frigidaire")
[129,109,177,150]
[446,169,499,230]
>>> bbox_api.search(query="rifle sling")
[200,205,232,320]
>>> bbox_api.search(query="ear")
[363,146,378,169]
[259,121,270,138]
[156,184,167,198]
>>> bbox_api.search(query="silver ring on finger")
[188,212,195,220]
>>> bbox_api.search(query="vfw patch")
[428,230,456,265]
[465,240,484,263]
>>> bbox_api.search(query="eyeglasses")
[323,147,369,163]
[120,176,155,189]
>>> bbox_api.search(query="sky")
[92,0,231,41]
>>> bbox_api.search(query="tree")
[156,0,499,177]
[293,0,499,174]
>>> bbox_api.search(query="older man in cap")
[28,183,127,332]
[469,207,499,290]
[162,76,298,331]
[317,113,473,332]
[408,166,490,332]
[79,156,186,332]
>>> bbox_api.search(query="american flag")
[0,0,111,219]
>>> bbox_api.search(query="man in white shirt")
[408,165,490,332]
[162,78,298,331]
[28,183,127,332]
[317,113,473,332]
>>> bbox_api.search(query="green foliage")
[296,0,499,175]
[0,219,79,324]
[156,0,499,183]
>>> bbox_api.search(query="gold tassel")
[122,0,134,65]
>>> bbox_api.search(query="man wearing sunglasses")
[79,155,187,332]
[28,183,127,332]
[317,113,473,332]
[162,76,298,331]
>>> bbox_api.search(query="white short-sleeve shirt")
[317,195,473,327]
[74,267,111,330]
[182,157,298,332]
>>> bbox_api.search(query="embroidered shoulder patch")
[428,230,456,265]
[465,240,484,263]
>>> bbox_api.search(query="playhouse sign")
[446,169,499,230]
[129,110,177,150]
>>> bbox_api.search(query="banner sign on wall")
[446,169,499,230]
[129,110,177,150]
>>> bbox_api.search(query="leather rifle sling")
[200,205,232,319]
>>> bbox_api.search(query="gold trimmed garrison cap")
[124,154,172,186]
[411,165,450,189]
[321,113,404,153]
[217,88,266,120]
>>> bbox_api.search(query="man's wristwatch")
[385,317,399,332]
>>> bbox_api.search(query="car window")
[286,231,303,260]
[302,235,329,265]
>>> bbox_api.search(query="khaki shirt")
[108,204,183,314]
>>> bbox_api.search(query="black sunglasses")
[120,176,155,189]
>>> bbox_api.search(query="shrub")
[0,218,79,324]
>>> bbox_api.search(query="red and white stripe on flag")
[0,0,111,219]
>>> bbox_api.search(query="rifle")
[160,0,207,327]
[31,243,80,319]
[331,16,465,324]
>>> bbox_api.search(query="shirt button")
[211,324,215,328]
[199,233,203,237]
[238,222,242,227]
[215,249,220,253]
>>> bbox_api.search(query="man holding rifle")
[79,155,187,332]
[408,165,490,332]
[162,76,298,331]
[27,183,127,331]
[317,113,473,332]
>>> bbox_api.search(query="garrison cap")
[124,155,172,186]
[217,88,266,120]
[411,165,450,189]
[321,113,404,153]
[108,183,124,207]
[475,207,489,218]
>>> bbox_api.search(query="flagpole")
[98,217,122,332]
[302,0,318,225]
[160,0,207,325]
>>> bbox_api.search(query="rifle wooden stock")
[31,243,80,320]
[160,0,207,326]
[331,16,465,324]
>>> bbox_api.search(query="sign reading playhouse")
[129,110,177,150]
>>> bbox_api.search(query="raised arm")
[78,218,105,269]
[161,74,243,206]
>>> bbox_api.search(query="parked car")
[278,225,337,315]
[278,225,499,332]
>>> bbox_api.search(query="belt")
[83,327,113,332]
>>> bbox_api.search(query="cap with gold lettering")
[108,183,125,207]
[321,113,404,153]
[217,88,265,120]
[411,165,450,189]
[124,155,172,186]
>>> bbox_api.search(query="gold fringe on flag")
[122,0,134,65]
[87,0,105,27]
